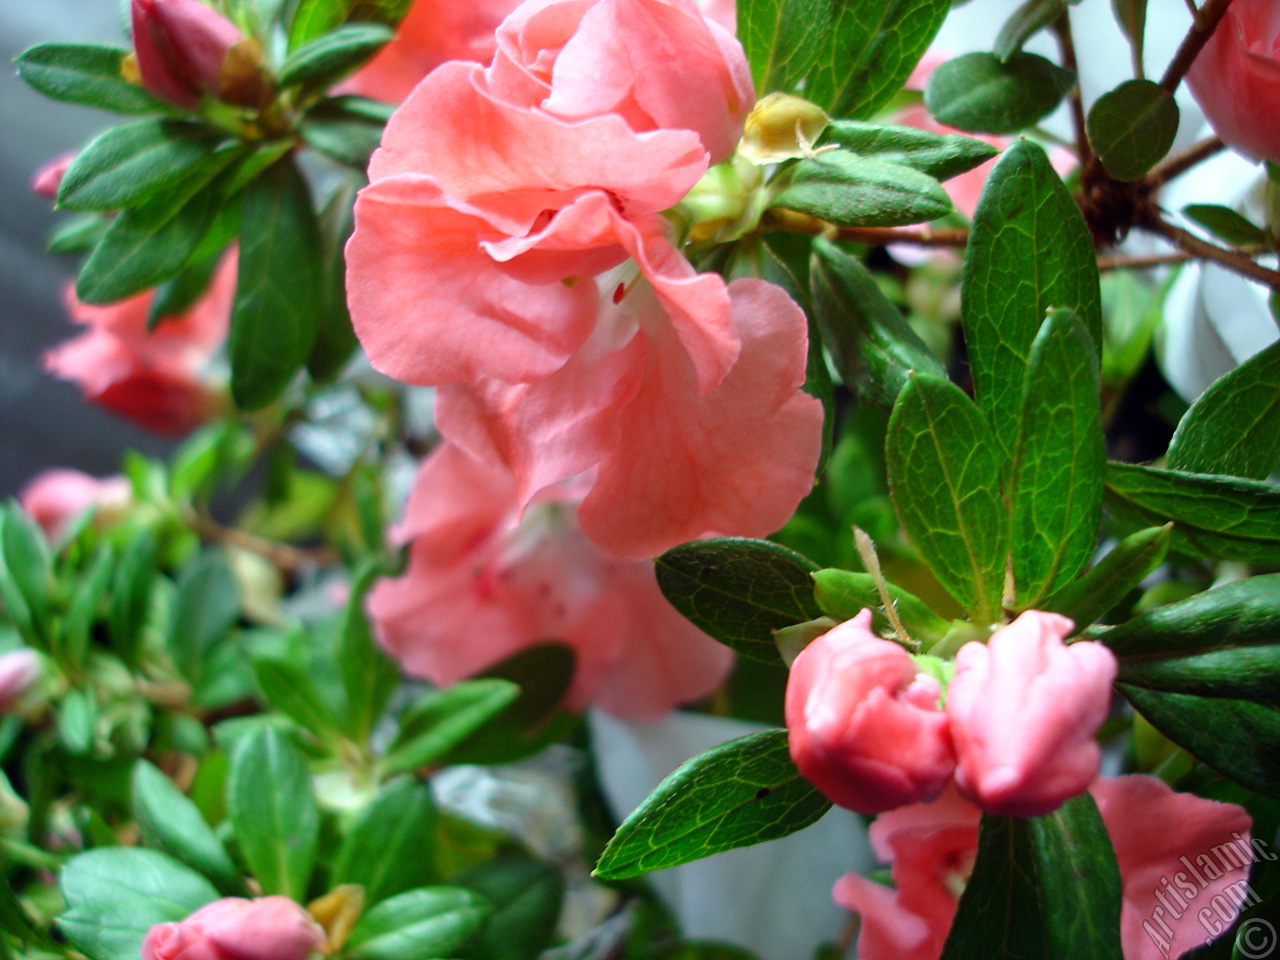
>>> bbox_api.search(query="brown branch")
[1147,135,1225,187]
[1097,250,1197,272]
[1051,11,1093,170]
[1160,0,1235,94]
[186,510,339,572]
[1139,214,1280,287]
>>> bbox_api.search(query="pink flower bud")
[130,0,260,109]
[141,896,325,960]
[0,650,40,712]
[946,610,1116,818]
[31,152,75,200]
[19,470,132,541]
[785,610,956,814]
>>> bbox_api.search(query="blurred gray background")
[2,3,176,497]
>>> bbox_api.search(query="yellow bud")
[739,93,831,163]
[308,884,366,954]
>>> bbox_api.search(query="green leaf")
[774,153,951,227]
[1086,80,1179,181]
[654,538,823,663]
[131,761,242,894]
[811,567,951,644]
[345,888,491,960]
[1010,309,1105,607]
[333,777,438,906]
[279,22,394,88]
[382,680,522,776]
[1167,339,1280,480]
[337,559,401,741]
[885,374,1008,622]
[961,139,1102,469]
[165,549,240,692]
[0,504,52,648]
[60,547,115,667]
[288,0,349,49]
[49,213,109,254]
[229,157,323,410]
[308,176,362,381]
[57,120,228,212]
[1120,686,1280,798]
[738,0,830,97]
[251,655,341,738]
[149,250,225,329]
[820,120,999,182]
[994,0,1066,62]
[455,854,565,960]
[593,729,832,879]
[226,725,319,898]
[301,96,391,171]
[1181,204,1267,247]
[59,848,218,960]
[805,0,952,119]
[16,43,169,114]
[810,237,945,405]
[941,795,1123,960]
[925,52,1076,135]
[1105,462,1280,564]
[1042,524,1171,629]
[1111,0,1148,74]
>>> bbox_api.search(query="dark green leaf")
[593,729,831,879]
[251,656,341,737]
[774,153,952,227]
[279,22,394,88]
[1182,204,1267,247]
[165,549,240,691]
[738,0,830,97]
[941,795,1123,960]
[961,139,1102,469]
[48,214,109,254]
[456,854,565,960]
[59,848,218,960]
[333,777,438,905]
[382,680,522,776]
[230,157,323,409]
[1105,462,1280,564]
[337,559,401,741]
[654,538,822,663]
[1111,0,1148,73]
[925,52,1076,135]
[1043,524,1170,629]
[885,375,1008,622]
[308,176,362,381]
[345,887,490,960]
[226,725,319,898]
[0,504,52,648]
[994,0,1066,61]
[148,251,225,329]
[1167,339,1280,480]
[16,43,169,114]
[131,761,242,894]
[60,547,115,667]
[810,237,945,405]
[1086,80,1179,181]
[819,120,999,182]
[811,567,951,644]
[1120,686,1280,798]
[1011,309,1105,607]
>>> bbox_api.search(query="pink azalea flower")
[141,896,325,960]
[18,469,132,541]
[44,254,233,435]
[346,0,820,559]
[366,442,734,720]
[947,611,1117,817]
[834,776,1254,960]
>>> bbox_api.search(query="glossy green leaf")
[885,375,1008,622]
[737,0,829,96]
[16,43,169,114]
[593,730,832,879]
[229,157,323,410]
[131,761,242,894]
[456,854,565,960]
[382,679,522,776]
[336,560,401,741]
[59,848,218,960]
[654,538,823,663]
[345,888,490,960]
[1121,686,1280,798]
[962,139,1102,469]
[1105,462,1280,564]
[994,0,1066,61]
[333,777,438,905]
[810,238,945,404]
[1043,524,1170,629]
[1182,204,1267,247]
[820,120,999,182]
[165,549,240,691]
[941,795,1123,960]
[1086,80,1179,181]
[251,655,341,737]
[226,725,319,898]
[279,22,394,88]
[1011,309,1105,607]
[811,567,950,643]
[57,120,227,212]
[925,52,1075,135]
[1167,339,1280,480]
[774,153,952,227]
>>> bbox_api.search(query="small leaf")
[48,214,109,254]
[278,22,394,88]
[811,568,950,644]
[1043,524,1170,629]
[994,0,1066,62]
[455,854,565,960]
[820,120,999,182]
[654,538,823,664]
[251,656,341,737]
[288,0,349,49]
[1182,204,1267,247]
[925,52,1076,135]
[333,777,438,906]
[885,375,1008,622]
[1086,79,1179,181]
[1111,0,1148,73]
[131,761,242,894]
[336,559,401,741]
[773,153,952,227]
[345,888,490,960]
[1167,339,1280,480]
[593,729,832,879]
[0,505,52,648]
[16,43,169,114]
[165,549,240,692]
[60,547,115,667]
[381,680,522,775]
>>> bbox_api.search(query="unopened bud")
[740,93,831,163]
[131,0,267,109]
[32,152,75,200]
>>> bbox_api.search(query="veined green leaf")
[773,153,952,227]
[994,0,1066,62]
[819,120,999,182]
[738,0,830,97]
[333,777,438,906]
[345,888,490,960]
[1086,80,1179,181]
[811,567,951,643]
[925,52,1076,135]
[1043,524,1170,629]
[16,43,169,114]
[279,22,394,88]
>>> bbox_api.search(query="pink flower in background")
[19,469,132,541]
[0,649,41,713]
[44,254,233,435]
[785,610,955,814]
[835,776,1253,960]
[1186,0,1280,163]
[367,443,734,720]
[31,152,74,200]
[947,611,1116,817]
[141,896,325,960]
